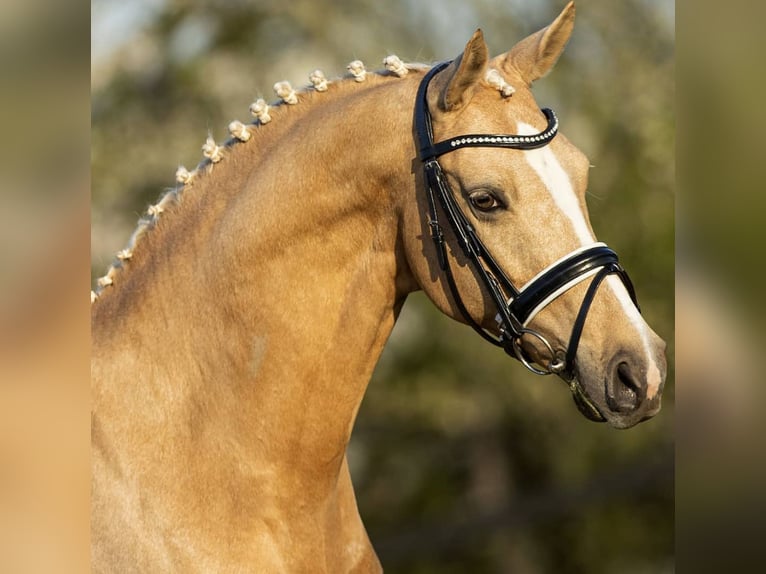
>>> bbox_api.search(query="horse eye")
[469,190,500,211]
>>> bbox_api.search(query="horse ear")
[439,29,489,111]
[500,1,575,86]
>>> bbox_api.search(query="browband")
[416,62,559,160]
[420,108,559,160]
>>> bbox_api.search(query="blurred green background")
[91,1,674,572]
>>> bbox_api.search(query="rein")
[414,62,639,417]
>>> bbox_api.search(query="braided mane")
[91,56,517,303]
[91,57,422,303]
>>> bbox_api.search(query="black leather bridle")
[414,62,639,415]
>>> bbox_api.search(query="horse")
[91,2,666,571]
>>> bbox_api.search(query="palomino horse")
[91,2,666,571]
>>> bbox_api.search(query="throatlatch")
[414,62,639,389]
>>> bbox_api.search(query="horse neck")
[92,73,421,485]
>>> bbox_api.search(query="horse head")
[402,2,666,428]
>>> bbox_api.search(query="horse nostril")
[607,360,642,413]
[617,361,636,389]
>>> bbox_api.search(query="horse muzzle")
[572,347,667,428]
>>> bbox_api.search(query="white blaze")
[517,122,595,246]
[517,122,662,397]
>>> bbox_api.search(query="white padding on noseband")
[495,242,608,326]
[521,267,602,326]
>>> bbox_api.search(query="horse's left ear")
[438,29,489,112]
[499,1,575,86]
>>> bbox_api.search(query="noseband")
[414,62,639,412]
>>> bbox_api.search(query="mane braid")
[91,55,424,303]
